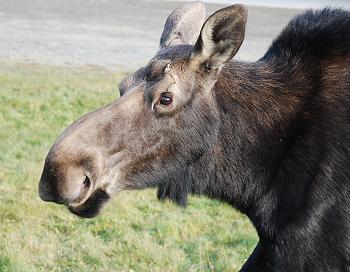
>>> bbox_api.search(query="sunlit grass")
[0,62,257,272]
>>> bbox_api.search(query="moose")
[39,2,350,271]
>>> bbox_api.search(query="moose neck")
[193,59,313,239]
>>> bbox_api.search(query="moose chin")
[39,2,350,271]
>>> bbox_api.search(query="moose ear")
[191,4,247,70]
[160,1,206,48]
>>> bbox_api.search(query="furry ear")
[191,4,247,70]
[160,1,206,48]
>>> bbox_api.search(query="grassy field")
[0,62,257,272]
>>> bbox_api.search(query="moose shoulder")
[39,2,350,271]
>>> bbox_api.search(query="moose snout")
[38,103,117,214]
[39,148,98,207]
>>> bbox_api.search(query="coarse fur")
[39,3,350,272]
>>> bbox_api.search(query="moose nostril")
[68,175,93,207]
[83,176,90,188]
[78,175,92,200]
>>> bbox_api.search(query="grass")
[0,62,258,272]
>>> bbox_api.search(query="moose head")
[39,2,247,218]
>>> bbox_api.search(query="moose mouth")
[68,188,110,218]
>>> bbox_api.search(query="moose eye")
[159,93,173,106]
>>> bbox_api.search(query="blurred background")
[1,0,348,70]
[0,1,349,271]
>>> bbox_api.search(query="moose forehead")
[119,44,194,95]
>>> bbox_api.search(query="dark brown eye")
[159,93,173,106]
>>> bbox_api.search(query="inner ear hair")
[191,4,248,70]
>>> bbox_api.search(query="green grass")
[0,62,257,272]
